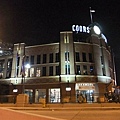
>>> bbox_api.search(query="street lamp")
[25,64,30,69]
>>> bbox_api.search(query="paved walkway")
[0,103,119,113]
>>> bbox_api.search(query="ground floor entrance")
[76,90,94,103]
[75,83,96,103]
[24,88,61,103]
[11,82,100,103]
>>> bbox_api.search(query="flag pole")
[89,7,95,23]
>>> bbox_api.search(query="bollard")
[42,99,46,108]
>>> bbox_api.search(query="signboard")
[79,86,95,90]
[72,25,90,33]
[76,83,95,90]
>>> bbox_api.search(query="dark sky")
[0,0,120,85]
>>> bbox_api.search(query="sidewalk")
[1,103,120,111]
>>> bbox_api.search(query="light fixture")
[0,50,3,53]
[66,87,71,91]
[25,63,30,68]
[13,89,18,93]
[93,25,101,35]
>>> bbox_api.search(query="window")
[7,59,12,69]
[49,66,53,76]
[76,52,80,62]
[49,53,53,63]
[89,53,93,62]
[42,67,46,76]
[83,65,87,75]
[76,65,81,75]
[25,67,29,77]
[55,53,59,62]
[65,52,69,61]
[82,53,87,62]
[64,35,69,43]
[56,66,60,75]
[0,60,5,78]
[30,68,34,77]
[90,66,94,75]
[30,55,34,65]
[16,57,20,76]
[25,56,29,64]
[43,54,47,63]
[65,64,70,74]
[36,67,41,77]
[6,59,12,78]
[49,88,60,103]
[37,55,41,64]
[101,56,104,64]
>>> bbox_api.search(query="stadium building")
[0,23,116,103]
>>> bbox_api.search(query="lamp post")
[21,61,31,94]
[21,55,25,94]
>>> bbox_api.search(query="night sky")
[0,0,120,85]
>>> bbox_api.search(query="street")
[0,108,63,120]
[0,107,120,120]
[23,109,120,120]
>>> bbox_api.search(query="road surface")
[0,107,120,120]
[23,109,120,120]
[0,107,64,120]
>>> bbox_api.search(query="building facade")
[0,24,116,103]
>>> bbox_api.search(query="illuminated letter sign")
[72,25,76,31]
[72,25,89,33]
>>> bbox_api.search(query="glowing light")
[93,25,101,35]
[90,10,95,12]
[101,34,108,43]
[13,89,18,92]
[66,87,71,91]
[0,50,3,53]
[72,25,89,33]
[25,64,30,68]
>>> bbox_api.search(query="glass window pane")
[83,65,87,75]
[49,66,53,76]
[43,54,46,63]
[82,52,87,62]
[37,55,41,64]
[30,55,34,65]
[42,67,46,76]
[36,67,41,77]
[30,68,34,77]
[76,65,81,75]
[49,53,53,63]
[76,52,80,62]
[56,66,59,75]
[55,53,59,62]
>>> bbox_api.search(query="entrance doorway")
[35,89,46,103]
[76,83,95,103]
[49,88,60,103]
[76,90,94,103]
[24,89,33,103]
